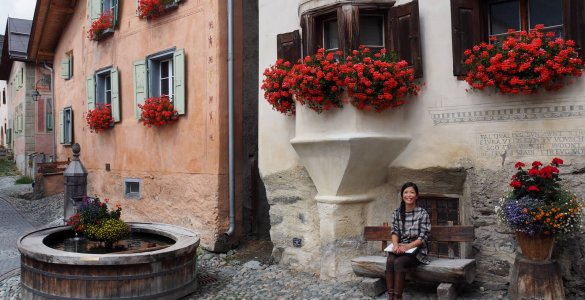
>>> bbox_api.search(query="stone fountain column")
[290,104,411,279]
[63,143,88,220]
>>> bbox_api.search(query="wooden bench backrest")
[363,222,474,258]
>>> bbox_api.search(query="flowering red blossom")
[262,47,421,115]
[87,10,114,41]
[261,59,295,115]
[138,95,178,127]
[338,46,420,112]
[464,24,584,94]
[85,104,113,133]
[509,158,565,204]
[137,0,175,19]
[286,48,345,113]
[514,161,526,169]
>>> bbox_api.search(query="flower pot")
[515,231,554,261]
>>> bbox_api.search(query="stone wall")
[263,163,585,296]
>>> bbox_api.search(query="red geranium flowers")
[138,95,178,127]
[464,24,585,94]
[87,10,114,41]
[261,46,421,115]
[261,59,295,115]
[137,0,175,19]
[86,104,113,133]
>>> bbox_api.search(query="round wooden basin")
[17,222,200,300]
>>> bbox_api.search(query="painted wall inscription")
[478,130,585,157]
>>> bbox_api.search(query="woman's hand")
[392,243,403,254]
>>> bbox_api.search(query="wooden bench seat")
[351,222,476,299]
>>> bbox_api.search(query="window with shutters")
[418,195,462,258]
[45,97,53,132]
[450,0,584,76]
[301,0,423,78]
[133,48,186,119]
[87,67,121,123]
[88,0,119,38]
[60,107,73,145]
[61,52,73,80]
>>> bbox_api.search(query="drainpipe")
[225,0,236,237]
[43,63,56,162]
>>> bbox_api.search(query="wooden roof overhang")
[27,0,78,64]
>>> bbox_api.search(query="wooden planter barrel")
[18,222,200,300]
[515,231,554,261]
[509,255,565,300]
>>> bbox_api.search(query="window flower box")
[138,95,178,127]
[87,10,115,41]
[85,104,113,133]
[137,0,179,20]
[464,24,585,95]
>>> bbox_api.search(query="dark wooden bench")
[351,222,476,300]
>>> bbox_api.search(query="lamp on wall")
[31,89,41,102]
[31,78,45,102]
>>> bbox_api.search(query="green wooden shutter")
[133,60,148,119]
[113,0,119,28]
[90,0,101,22]
[6,129,10,145]
[173,48,185,115]
[86,76,96,110]
[68,109,73,144]
[59,111,64,144]
[61,57,70,79]
[111,67,121,122]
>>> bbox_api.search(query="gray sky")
[0,0,37,33]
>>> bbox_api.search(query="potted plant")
[87,10,114,41]
[66,197,129,247]
[85,104,113,133]
[137,0,178,19]
[138,95,179,127]
[464,24,585,94]
[495,158,583,260]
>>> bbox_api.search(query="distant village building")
[24,0,265,251]
[0,18,54,176]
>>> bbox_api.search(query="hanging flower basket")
[464,24,585,94]
[137,0,178,19]
[86,104,113,133]
[138,95,178,127]
[87,10,114,41]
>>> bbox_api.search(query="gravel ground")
[0,177,507,299]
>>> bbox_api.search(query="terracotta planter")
[515,231,554,261]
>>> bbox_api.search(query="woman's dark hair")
[399,182,419,239]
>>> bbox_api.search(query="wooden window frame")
[418,194,462,258]
[301,1,422,77]
[451,0,584,76]
[487,0,564,39]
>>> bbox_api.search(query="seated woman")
[385,182,431,300]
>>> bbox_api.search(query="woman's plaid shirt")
[391,206,431,264]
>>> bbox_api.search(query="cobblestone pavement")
[0,177,34,276]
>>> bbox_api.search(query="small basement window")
[124,178,141,199]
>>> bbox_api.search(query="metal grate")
[197,273,218,286]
